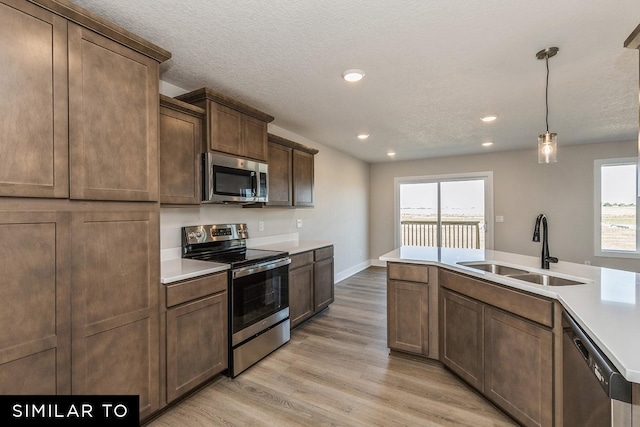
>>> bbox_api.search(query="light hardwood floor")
[147,267,517,427]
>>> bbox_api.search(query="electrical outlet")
[495,216,504,223]
[258,221,264,232]
[296,219,302,229]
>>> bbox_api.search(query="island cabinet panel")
[166,291,227,403]
[159,95,204,205]
[70,210,159,419]
[439,269,556,427]
[0,211,70,394]
[68,23,159,202]
[0,0,69,198]
[387,280,429,355]
[440,289,483,391]
[484,307,553,427]
[386,263,439,359]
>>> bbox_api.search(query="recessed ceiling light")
[357,133,369,140]
[342,69,365,82]
[481,115,497,122]
[482,142,494,147]
[387,151,396,157]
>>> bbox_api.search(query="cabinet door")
[292,150,314,207]
[387,280,429,356]
[68,23,159,201]
[160,105,202,204]
[484,307,553,427]
[441,289,484,392]
[209,102,243,156]
[243,115,268,161]
[314,257,334,312]
[0,211,70,394]
[166,292,227,403]
[71,210,159,418]
[266,142,293,206]
[289,265,314,328]
[0,0,68,198]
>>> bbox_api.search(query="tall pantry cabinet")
[0,0,171,420]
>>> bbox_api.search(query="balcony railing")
[401,220,481,249]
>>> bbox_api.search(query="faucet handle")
[547,256,559,263]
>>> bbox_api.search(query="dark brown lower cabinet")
[387,280,429,356]
[288,246,334,329]
[0,210,70,394]
[71,209,159,419]
[484,307,553,427]
[314,256,334,312]
[440,270,555,427]
[289,262,314,328]
[440,289,483,390]
[166,289,227,403]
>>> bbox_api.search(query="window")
[594,158,639,258]
[395,172,493,249]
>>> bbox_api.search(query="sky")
[602,164,635,205]
[400,180,484,214]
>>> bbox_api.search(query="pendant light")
[536,47,559,163]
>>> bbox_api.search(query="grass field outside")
[601,205,636,251]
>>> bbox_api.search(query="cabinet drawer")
[290,251,314,270]
[314,246,333,262]
[440,270,553,328]
[166,272,227,308]
[388,262,429,283]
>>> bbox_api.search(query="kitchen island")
[380,246,640,426]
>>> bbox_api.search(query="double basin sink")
[458,262,589,286]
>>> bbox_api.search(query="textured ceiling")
[72,0,640,163]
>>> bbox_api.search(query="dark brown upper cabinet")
[176,88,274,162]
[0,0,69,198]
[0,0,171,202]
[266,134,318,208]
[159,95,205,205]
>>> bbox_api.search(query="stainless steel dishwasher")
[563,311,632,426]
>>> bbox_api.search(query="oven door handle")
[233,257,291,279]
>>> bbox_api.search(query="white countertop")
[160,258,229,284]
[252,240,333,255]
[380,246,640,383]
[160,240,333,284]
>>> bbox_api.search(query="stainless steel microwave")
[202,152,268,204]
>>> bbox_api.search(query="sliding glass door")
[397,173,492,249]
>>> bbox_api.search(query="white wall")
[370,140,640,273]
[160,81,371,280]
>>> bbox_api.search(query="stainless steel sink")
[506,273,587,286]
[458,262,588,286]
[458,262,529,276]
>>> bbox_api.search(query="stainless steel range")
[182,223,290,377]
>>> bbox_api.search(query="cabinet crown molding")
[175,88,274,123]
[268,133,319,155]
[160,94,205,117]
[28,0,172,62]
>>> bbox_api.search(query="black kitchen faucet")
[532,213,558,269]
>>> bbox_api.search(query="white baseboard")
[370,259,387,267]
[335,260,372,283]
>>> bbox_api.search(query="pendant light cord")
[545,55,550,133]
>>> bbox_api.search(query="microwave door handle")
[251,172,257,197]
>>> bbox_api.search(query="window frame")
[593,157,640,259]
[394,171,494,250]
